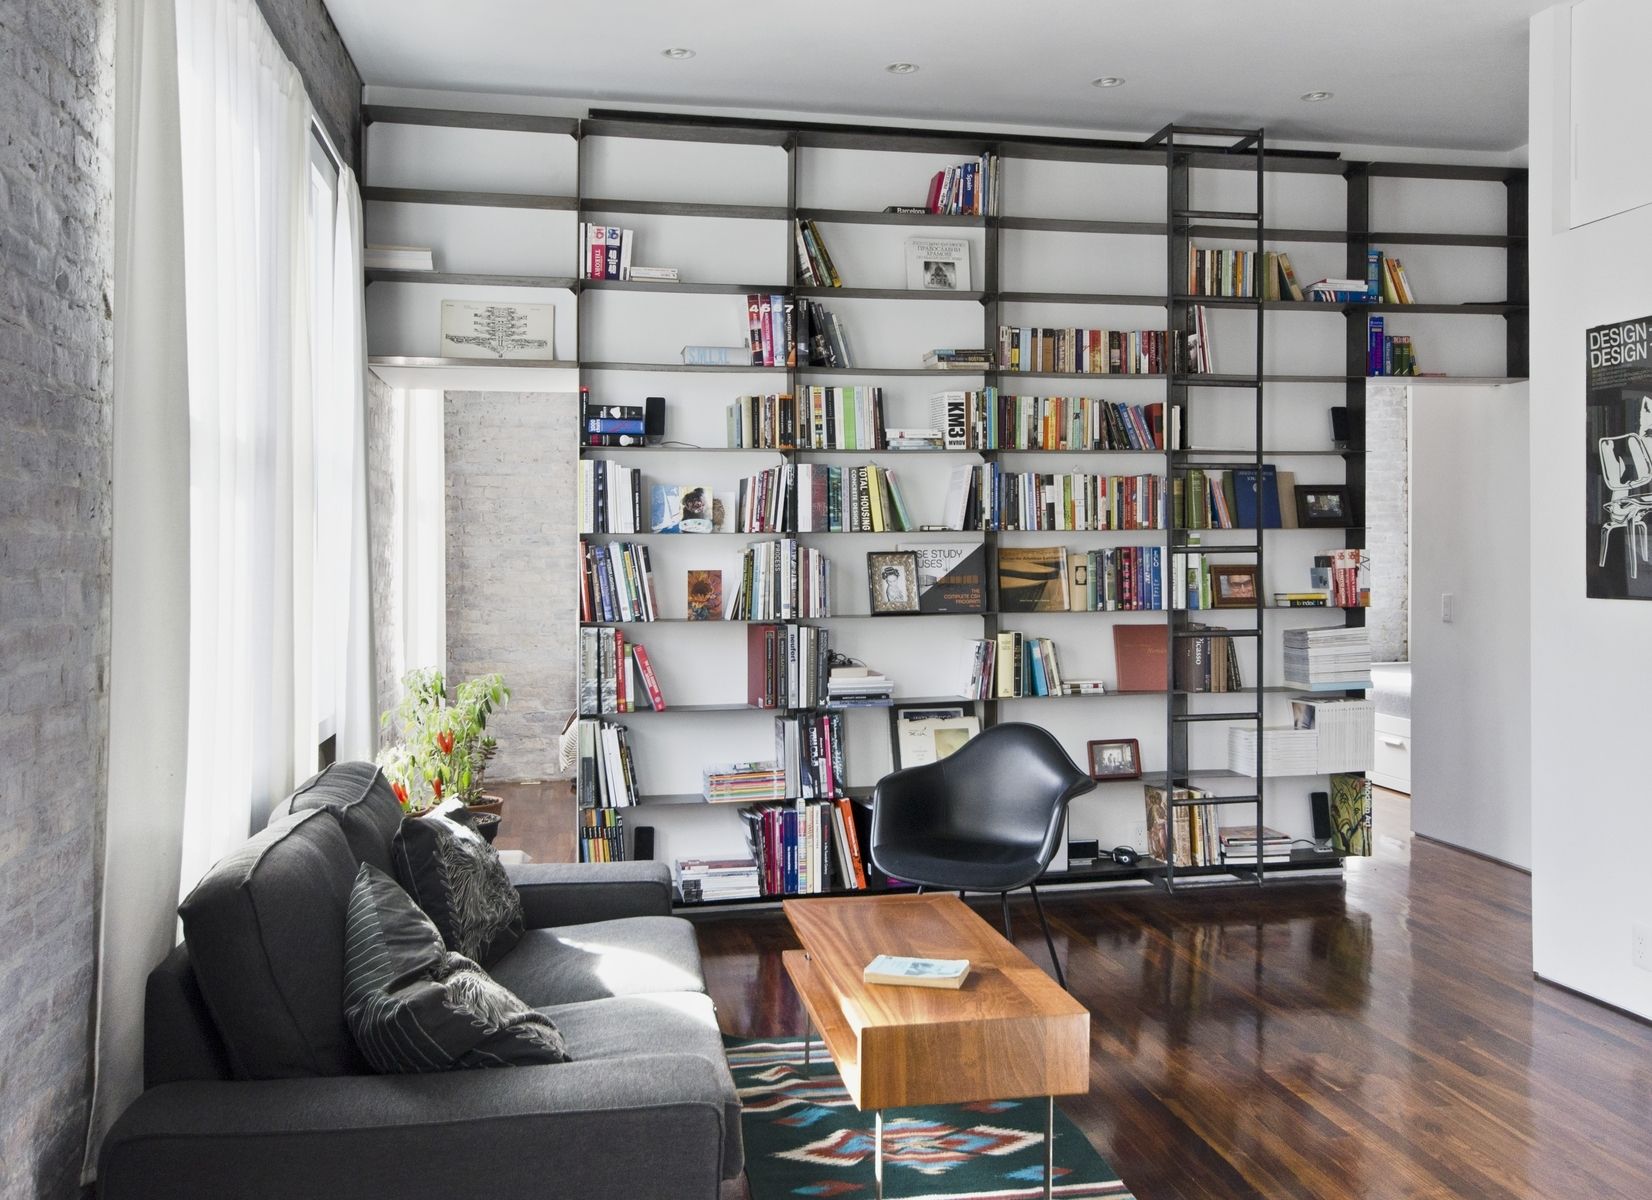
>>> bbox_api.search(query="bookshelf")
[362,104,1526,908]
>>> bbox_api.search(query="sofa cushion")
[392,800,523,966]
[487,917,706,1007]
[537,992,739,1171]
[344,864,570,1072]
[269,761,404,873]
[178,808,363,1079]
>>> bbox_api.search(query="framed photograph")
[905,238,971,292]
[1295,484,1352,528]
[440,300,553,360]
[866,551,920,614]
[686,570,722,620]
[1087,738,1142,781]
[1210,565,1260,609]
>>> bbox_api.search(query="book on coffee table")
[863,955,971,989]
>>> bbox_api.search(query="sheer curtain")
[173,0,317,888]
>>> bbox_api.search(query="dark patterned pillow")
[392,800,524,965]
[344,863,569,1072]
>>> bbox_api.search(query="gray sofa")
[99,763,743,1199]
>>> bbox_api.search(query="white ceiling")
[323,0,1548,151]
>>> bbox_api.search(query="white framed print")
[905,238,971,292]
[440,300,554,360]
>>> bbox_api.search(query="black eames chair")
[869,723,1096,989]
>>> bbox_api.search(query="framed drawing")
[866,551,920,614]
[1087,738,1142,780]
[440,300,554,360]
[1210,565,1260,608]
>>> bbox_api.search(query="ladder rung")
[1169,543,1261,554]
[1176,209,1261,221]
[1172,794,1262,807]
[1173,711,1261,723]
[1169,462,1265,472]
[1173,628,1259,639]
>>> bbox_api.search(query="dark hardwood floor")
[694,793,1652,1200]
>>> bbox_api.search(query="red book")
[926,170,944,213]
[746,294,763,365]
[613,629,627,711]
[835,797,868,889]
[631,644,666,711]
[746,624,780,707]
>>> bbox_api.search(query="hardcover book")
[900,541,986,613]
[905,237,971,291]
[1329,773,1373,856]
[1113,624,1169,693]
[996,546,1070,612]
[863,955,970,989]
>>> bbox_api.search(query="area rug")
[728,1036,1136,1199]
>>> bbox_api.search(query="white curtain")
[398,389,448,677]
[90,0,193,1174]
[333,172,376,761]
[174,0,317,889]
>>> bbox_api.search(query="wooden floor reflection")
[697,792,1652,1200]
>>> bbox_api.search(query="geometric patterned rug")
[728,1036,1137,1199]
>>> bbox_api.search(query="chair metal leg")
[914,884,924,894]
[1000,891,1013,939]
[1028,884,1067,991]
[874,1109,885,1200]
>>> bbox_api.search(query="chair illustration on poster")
[1596,431,1652,578]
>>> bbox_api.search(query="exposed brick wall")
[0,0,115,1194]
[444,392,577,781]
[365,371,404,741]
[253,0,361,169]
[1366,383,1410,662]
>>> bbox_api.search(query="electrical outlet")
[1441,593,1455,623]
[1634,924,1652,972]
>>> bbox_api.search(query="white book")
[864,955,971,989]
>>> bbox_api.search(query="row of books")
[1176,624,1246,692]
[574,717,640,809]
[1259,251,1308,301]
[924,348,995,370]
[980,544,1174,613]
[1227,727,1320,776]
[1283,626,1372,690]
[578,458,643,534]
[674,857,761,903]
[1313,548,1367,608]
[959,632,1065,699]
[579,808,627,863]
[746,622,831,709]
[734,463,915,534]
[1366,250,1420,304]
[1186,304,1214,373]
[1179,465,1296,530]
[799,299,853,367]
[579,540,659,623]
[997,326,1184,375]
[1144,785,1220,867]
[775,711,848,799]
[1367,316,1421,375]
[827,665,893,706]
[1187,246,1259,298]
[941,463,1165,531]
[726,538,832,620]
[728,388,887,450]
[580,388,661,448]
[794,219,842,287]
[1289,695,1377,771]
[580,224,636,281]
[576,626,666,714]
[931,391,1168,451]
[746,293,797,367]
[925,154,998,216]
[738,799,870,895]
[703,761,787,803]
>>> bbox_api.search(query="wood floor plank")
[699,794,1652,1200]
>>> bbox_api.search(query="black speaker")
[1067,838,1100,863]
[644,396,666,442]
[1329,406,1350,449]
[1310,791,1332,843]
[632,825,655,861]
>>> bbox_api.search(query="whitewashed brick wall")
[1366,383,1410,662]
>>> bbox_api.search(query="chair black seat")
[874,837,1045,893]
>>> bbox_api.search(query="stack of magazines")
[675,858,761,903]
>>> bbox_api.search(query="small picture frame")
[866,551,921,614]
[1295,485,1352,528]
[1087,738,1142,781]
[1210,565,1260,609]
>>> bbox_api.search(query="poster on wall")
[1585,314,1652,599]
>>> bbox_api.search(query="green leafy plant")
[379,668,510,812]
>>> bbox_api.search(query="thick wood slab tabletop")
[782,893,1089,1109]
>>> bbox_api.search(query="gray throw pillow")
[391,799,524,965]
[344,863,569,1072]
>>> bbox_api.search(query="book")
[364,244,433,271]
[900,541,987,613]
[630,644,666,711]
[997,546,1069,612]
[896,715,980,768]
[686,570,722,620]
[906,237,971,291]
[863,955,970,989]
[1329,774,1373,855]
[626,265,678,282]
[681,345,748,366]
[1113,624,1169,693]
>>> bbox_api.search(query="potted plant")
[379,669,511,839]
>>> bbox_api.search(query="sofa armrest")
[506,860,673,927]
[99,1053,739,1200]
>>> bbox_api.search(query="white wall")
[1527,5,1652,1019]
[1410,382,1531,868]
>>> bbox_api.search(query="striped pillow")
[343,863,569,1072]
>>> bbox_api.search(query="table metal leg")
[1043,1096,1054,1200]
[874,1109,884,1200]
[802,1017,812,1073]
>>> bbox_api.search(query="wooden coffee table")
[782,893,1089,1199]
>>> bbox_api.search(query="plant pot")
[467,810,502,843]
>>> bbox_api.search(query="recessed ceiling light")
[1091,77,1126,89]
[1299,90,1334,102]
[661,47,695,59]
[885,62,920,75]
